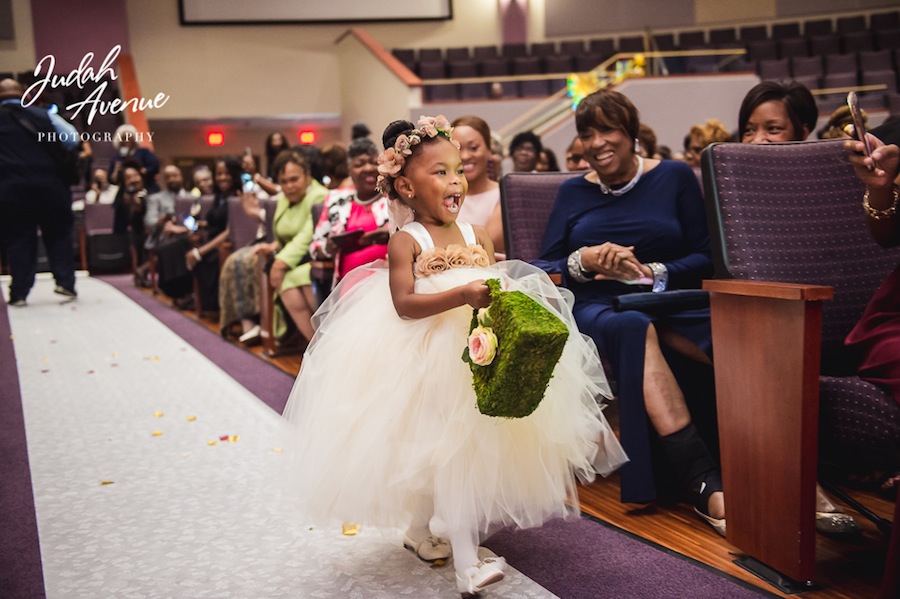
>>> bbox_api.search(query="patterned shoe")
[816,511,860,535]
[403,533,451,563]
[456,556,506,597]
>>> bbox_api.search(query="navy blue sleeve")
[663,163,713,288]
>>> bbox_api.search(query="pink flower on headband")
[395,134,414,156]
[417,114,453,138]
[377,147,404,178]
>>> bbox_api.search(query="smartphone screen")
[846,92,872,157]
[183,215,198,231]
[241,173,255,193]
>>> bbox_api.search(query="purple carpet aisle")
[0,279,46,598]
[0,275,551,598]
[0,273,772,598]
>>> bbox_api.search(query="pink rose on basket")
[467,326,498,366]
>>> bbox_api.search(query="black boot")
[659,423,726,536]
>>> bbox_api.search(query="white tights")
[406,493,479,577]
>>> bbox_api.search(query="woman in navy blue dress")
[537,89,724,534]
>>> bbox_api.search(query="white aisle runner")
[5,276,555,599]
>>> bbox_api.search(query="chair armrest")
[703,279,833,301]
[612,290,710,316]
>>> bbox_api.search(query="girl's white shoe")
[403,532,452,563]
[456,556,506,597]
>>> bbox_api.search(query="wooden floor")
[144,286,894,599]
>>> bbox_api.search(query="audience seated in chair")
[564,135,590,172]
[188,157,239,313]
[85,168,118,205]
[843,118,900,599]
[534,89,725,536]
[248,151,327,349]
[309,138,390,292]
[143,165,191,291]
[683,119,730,168]
[218,190,275,343]
[111,160,151,287]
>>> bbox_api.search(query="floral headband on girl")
[375,115,460,197]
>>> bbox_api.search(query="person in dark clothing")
[0,78,78,306]
[535,89,723,536]
[112,160,150,286]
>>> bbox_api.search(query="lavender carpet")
[0,290,46,598]
[485,515,774,598]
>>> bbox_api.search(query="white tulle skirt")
[276,259,627,538]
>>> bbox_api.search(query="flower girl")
[278,115,627,596]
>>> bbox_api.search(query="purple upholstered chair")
[702,140,900,590]
[702,140,900,465]
[499,172,578,263]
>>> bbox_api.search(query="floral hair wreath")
[376,115,461,196]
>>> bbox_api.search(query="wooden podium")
[704,279,833,588]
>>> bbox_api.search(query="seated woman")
[153,157,238,310]
[222,151,327,344]
[683,118,730,168]
[451,115,504,254]
[536,89,724,535]
[192,157,239,311]
[308,138,390,289]
[112,160,150,286]
[738,80,861,534]
[845,122,900,408]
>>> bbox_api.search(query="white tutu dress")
[278,221,627,538]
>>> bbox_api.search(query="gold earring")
[408,193,412,199]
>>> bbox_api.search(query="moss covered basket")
[462,279,569,418]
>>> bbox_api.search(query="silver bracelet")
[567,247,593,283]
[646,262,668,293]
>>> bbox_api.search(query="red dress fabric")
[845,265,900,404]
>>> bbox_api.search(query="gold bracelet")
[862,186,899,220]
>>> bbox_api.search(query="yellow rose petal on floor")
[272,447,284,453]
[154,411,164,417]
[151,431,163,437]
[152,356,160,362]
[342,522,360,536]
[186,416,197,422]
[9,335,14,341]
[207,440,218,446]
[41,357,49,362]
[112,352,119,357]
[100,481,114,485]
[228,435,239,443]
